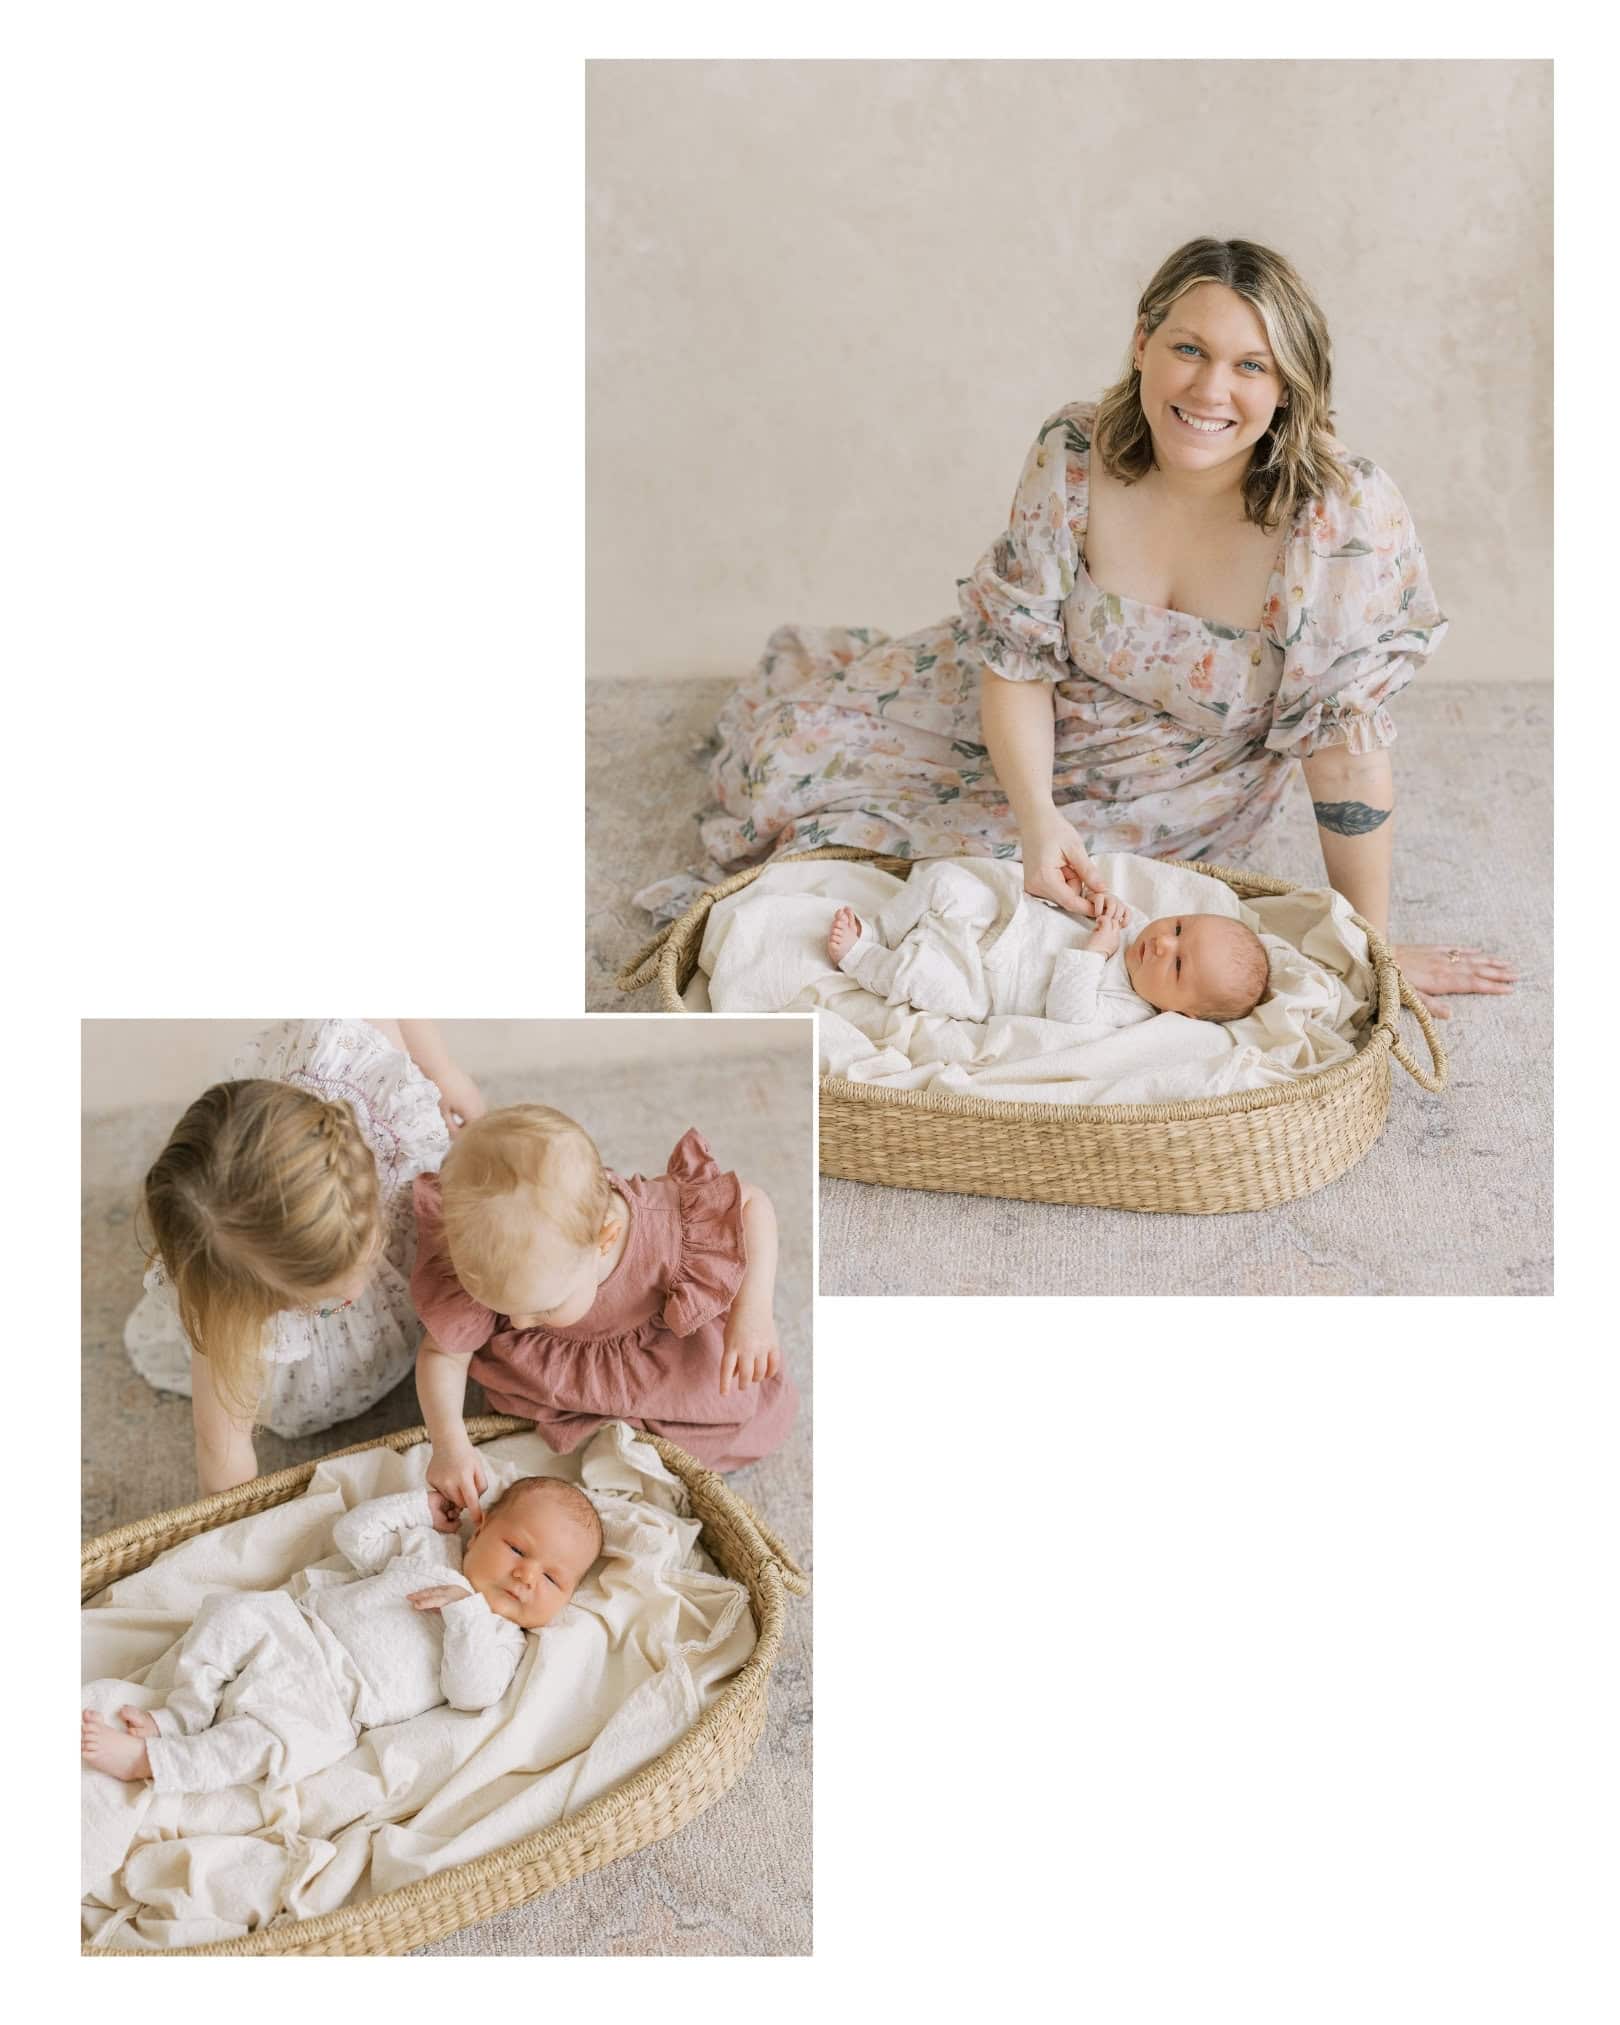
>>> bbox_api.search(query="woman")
[637,238,1514,1016]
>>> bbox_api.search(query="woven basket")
[617,847,1447,1214]
[81,1414,808,1958]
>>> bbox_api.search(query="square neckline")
[1074,413,1285,642]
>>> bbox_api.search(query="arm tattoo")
[1312,799,1392,836]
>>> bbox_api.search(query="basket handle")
[1386,970,1448,1093]
[615,922,675,994]
[698,1469,810,1595]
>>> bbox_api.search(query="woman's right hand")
[426,1442,487,1524]
[1018,811,1103,915]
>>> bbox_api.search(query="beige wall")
[81,1019,809,1112]
[588,58,1551,684]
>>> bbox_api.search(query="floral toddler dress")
[124,1019,451,1438]
[410,1128,798,1473]
[636,398,1447,922]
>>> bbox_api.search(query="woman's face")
[1133,282,1288,478]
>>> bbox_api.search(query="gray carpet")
[82,1046,812,1954]
[588,678,1551,1295]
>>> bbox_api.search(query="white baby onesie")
[143,1490,526,1795]
[836,859,1156,1027]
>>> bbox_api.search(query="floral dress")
[124,1019,451,1438]
[410,1129,798,1473]
[635,398,1448,922]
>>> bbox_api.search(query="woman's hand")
[1019,812,1104,916]
[1393,944,1518,1021]
[721,1308,782,1396]
[426,1442,487,1523]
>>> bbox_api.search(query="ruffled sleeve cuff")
[409,1173,498,1358]
[1262,458,1447,760]
[660,1129,748,1339]
[955,404,1088,686]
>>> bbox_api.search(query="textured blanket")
[82,1424,756,1950]
[696,854,1374,1106]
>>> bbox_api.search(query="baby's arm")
[437,1594,526,1711]
[1044,894,1127,1024]
[332,1490,437,1574]
[191,1349,258,1496]
[416,1334,489,1520]
[721,1182,781,1395]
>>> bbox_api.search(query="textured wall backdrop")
[588,58,1551,685]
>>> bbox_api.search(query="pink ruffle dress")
[410,1129,797,1472]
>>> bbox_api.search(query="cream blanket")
[81,1423,756,1951]
[696,854,1375,1106]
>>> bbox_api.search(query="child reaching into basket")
[81,1474,603,1790]
[125,1021,489,1497]
[825,861,1270,1027]
[411,1106,798,1516]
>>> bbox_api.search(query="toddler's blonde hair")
[139,1079,381,1422]
[440,1105,611,1305]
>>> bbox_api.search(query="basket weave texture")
[617,848,1447,1213]
[81,1415,808,1958]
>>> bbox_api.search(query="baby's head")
[440,1105,620,1328]
[462,1475,604,1630]
[1123,912,1270,1021]
[141,1078,383,1420]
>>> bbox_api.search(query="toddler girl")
[411,1105,797,1511]
[826,863,1270,1025]
[126,1021,486,1495]
[82,1474,601,1791]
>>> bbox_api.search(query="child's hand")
[434,1065,486,1138]
[427,1444,487,1524]
[407,1585,469,1613]
[720,1312,782,1396]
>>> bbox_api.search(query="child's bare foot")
[828,907,861,965]
[81,1709,153,1781]
[117,1705,159,1739]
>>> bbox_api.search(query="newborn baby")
[826,860,1269,1027]
[81,1473,603,1792]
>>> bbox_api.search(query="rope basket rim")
[81,1416,807,1957]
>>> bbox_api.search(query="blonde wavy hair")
[1093,236,1355,533]
[138,1079,382,1422]
[440,1105,612,1306]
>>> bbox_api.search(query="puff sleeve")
[658,1129,748,1340]
[956,404,1087,684]
[1263,457,1448,759]
[410,1173,498,1358]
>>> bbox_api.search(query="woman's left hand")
[1393,944,1519,1020]
[434,1065,486,1137]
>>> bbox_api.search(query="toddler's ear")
[597,1217,622,1255]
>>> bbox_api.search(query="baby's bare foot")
[82,1709,152,1781]
[828,907,861,965]
[117,1705,159,1739]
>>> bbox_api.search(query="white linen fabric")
[82,1425,757,1951]
[124,1018,451,1437]
[698,853,1374,1107]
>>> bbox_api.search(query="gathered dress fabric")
[411,1128,797,1472]
[635,397,1447,923]
[124,1019,452,1438]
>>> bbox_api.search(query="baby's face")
[462,1498,599,1630]
[1124,914,1231,1015]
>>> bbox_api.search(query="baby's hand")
[425,1485,463,1533]
[407,1585,469,1613]
[720,1311,782,1396]
[1087,890,1127,957]
[427,1444,487,1525]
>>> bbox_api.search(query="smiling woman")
[636,234,1516,1019]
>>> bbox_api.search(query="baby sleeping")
[826,859,1270,1027]
[80,1474,602,1793]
